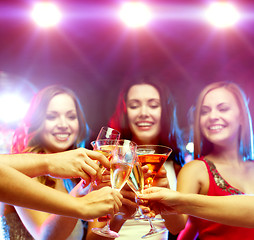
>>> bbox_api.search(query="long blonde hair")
[194,81,253,161]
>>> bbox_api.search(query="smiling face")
[126,84,162,144]
[200,87,242,148]
[39,93,79,153]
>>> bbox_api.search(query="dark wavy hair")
[108,75,185,166]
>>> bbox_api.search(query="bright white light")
[119,2,152,28]
[31,2,62,28]
[205,2,240,28]
[0,94,29,123]
[186,142,194,153]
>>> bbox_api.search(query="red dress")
[189,157,254,240]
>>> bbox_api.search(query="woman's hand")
[119,184,138,219]
[70,179,92,197]
[91,169,111,191]
[143,165,170,189]
[152,165,170,188]
[47,148,109,184]
[79,187,123,220]
[139,187,180,215]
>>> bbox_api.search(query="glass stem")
[103,220,110,231]
[148,218,156,231]
[137,206,143,216]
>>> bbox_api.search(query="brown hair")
[12,85,89,187]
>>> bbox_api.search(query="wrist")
[43,153,52,176]
[175,192,193,214]
[71,197,90,220]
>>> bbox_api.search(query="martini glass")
[92,139,137,238]
[137,145,172,239]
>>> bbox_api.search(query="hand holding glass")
[89,126,120,191]
[92,139,137,238]
[137,145,172,239]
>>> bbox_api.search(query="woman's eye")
[150,104,160,109]
[46,115,56,120]
[200,108,209,115]
[148,100,161,109]
[128,104,139,109]
[219,107,229,112]
[68,115,77,120]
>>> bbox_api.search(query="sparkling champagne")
[95,145,116,173]
[127,163,144,194]
[110,162,132,190]
[96,145,116,159]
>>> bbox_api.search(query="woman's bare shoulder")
[181,159,206,171]
[177,159,209,194]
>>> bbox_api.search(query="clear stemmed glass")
[96,126,120,141]
[91,139,118,173]
[88,127,120,191]
[127,156,146,220]
[137,145,172,239]
[92,139,137,238]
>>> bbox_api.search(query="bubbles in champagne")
[110,162,132,190]
[127,163,144,194]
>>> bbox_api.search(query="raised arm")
[141,160,208,235]
[0,148,109,182]
[172,193,254,228]
[0,163,122,219]
[14,180,122,240]
[141,187,254,228]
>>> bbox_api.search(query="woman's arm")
[14,178,122,240]
[141,187,254,228]
[0,148,109,183]
[158,160,207,234]
[0,164,122,219]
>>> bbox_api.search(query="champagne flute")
[127,156,146,220]
[88,126,120,191]
[92,139,137,238]
[96,126,120,141]
[92,139,118,172]
[92,139,119,222]
[88,139,118,199]
[137,145,172,239]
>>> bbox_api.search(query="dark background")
[1,0,254,137]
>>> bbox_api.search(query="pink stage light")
[118,2,152,28]
[30,2,62,28]
[205,2,240,28]
[0,94,30,124]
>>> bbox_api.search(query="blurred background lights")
[205,2,240,28]
[186,142,194,153]
[31,2,62,28]
[0,72,36,153]
[0,94,30,124]
[118,2,152,28]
